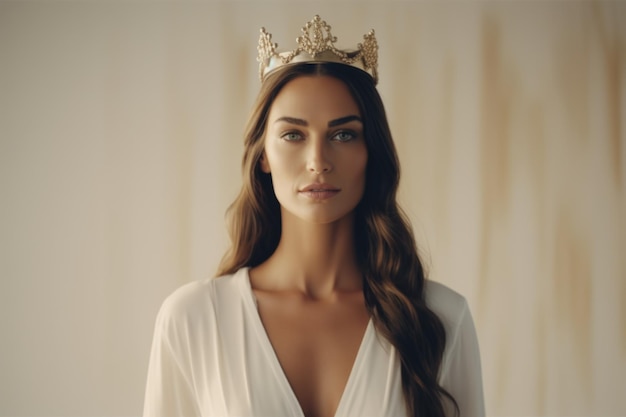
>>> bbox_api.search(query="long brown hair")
[217,63,458,417]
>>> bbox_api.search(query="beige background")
[1,1,624,416]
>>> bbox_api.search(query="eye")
[331,130,358,142]
[280,131,304,142]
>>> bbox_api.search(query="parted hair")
[216,62,458,417]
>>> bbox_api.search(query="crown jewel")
[257,15,378,84]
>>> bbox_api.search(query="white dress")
[143,268,485,417]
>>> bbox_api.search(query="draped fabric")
[143,268,484,417]
[1,2,624,416]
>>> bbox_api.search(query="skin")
[250,75,370,417]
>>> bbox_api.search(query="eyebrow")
[274,115,362,127]
[328,115,362,127]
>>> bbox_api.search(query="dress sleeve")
[440,301,486,417]
[143,302,201,417]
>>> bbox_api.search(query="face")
[260,75,368,225]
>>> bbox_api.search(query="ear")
[259,152,271,173]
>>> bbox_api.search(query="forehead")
[268,75,361,121]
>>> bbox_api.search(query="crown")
[257,15,379,84]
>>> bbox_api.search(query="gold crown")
[257,15,378,84]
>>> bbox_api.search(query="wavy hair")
[216,63,458,417]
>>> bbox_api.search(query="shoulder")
[156,269,246,327]
[424,280,468,322]
[423,280,470,339]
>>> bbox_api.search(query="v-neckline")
[237,267,373,417]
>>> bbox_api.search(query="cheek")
[350,147,368,181]
[264,147,300,192]
[264,140,299,170]
[266,153,298,179]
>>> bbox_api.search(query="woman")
[144,16,484,417]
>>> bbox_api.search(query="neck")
[255,211,362,299]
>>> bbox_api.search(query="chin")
[278,196,362,226]
[292,208,356,226]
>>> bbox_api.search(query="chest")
[193,279,409,417]
[255,296,369,417]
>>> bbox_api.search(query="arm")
[143,302,201,417]
[440,301,486,417]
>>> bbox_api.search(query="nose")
[306,139,333,174]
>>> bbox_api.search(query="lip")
[300,183,340,192]
[299,183,340,200]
